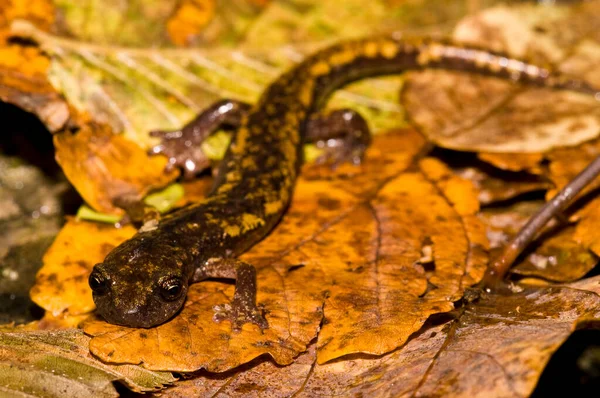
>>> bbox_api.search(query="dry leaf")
[53,122,179,213]
[454,164,550,205]
[0,329,175,397]
[403,3,600,153]
[159,276,600,397]
[30,219,137,316]
[477,152,544,174]
[75,129,490,371]
[0,43,68,132]
[480,201,598,282]
[547,136,600,197]
[573,198,600,257]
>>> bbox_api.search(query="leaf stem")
[482,154,600,290]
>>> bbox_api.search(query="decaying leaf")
[0,0,70,132]
[403,3,600,154]
[453,163,550,205]
[573,198,600,257]
[53,122,179,214]
[547,136,600,197]
[158,276,600,397]
[0,329,175,397]
[477,152,545,174]
[7,0,451,147]
[0,46,69,132]
[404,69,600,153]
[75,129,490,371]
[4,0,600,395]
[480,201,598,282]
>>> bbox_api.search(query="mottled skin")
[90,36,595,329]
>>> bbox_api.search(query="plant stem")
[482,155,600,290]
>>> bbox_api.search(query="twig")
[482,154,600,290]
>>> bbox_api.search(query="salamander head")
[89,238,189,328]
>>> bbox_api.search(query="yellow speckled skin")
[91,36,579,328]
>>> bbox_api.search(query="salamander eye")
[89,270,109,295]
[159,278,184,301]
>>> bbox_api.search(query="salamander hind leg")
[193,257,268,331]
[306,108,372,167]
[149,99,252,178]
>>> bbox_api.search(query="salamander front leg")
[306,108,372,166]
[149,99,252,178]
[193,257,268,331]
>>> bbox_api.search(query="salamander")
[89,35,596,329]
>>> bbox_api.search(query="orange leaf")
[30,219,137,316]
[78,129,491,370]
[54,123,179,214]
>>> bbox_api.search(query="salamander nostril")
[89,270,109,295]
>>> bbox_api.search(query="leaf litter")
[1,0,600,396]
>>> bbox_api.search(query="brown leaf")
[84,271,324,372]
[418,157,489,289]
[404,70,600,153]
[79,130,489,370]
[0,1,70,131]
[312,280,600,397]
[0,0,55,32]
[431,149,550,205]
[53,122,179,214]
[573,198,600,257]
[512,225,598,282]
[159,276,600,397]
[455,165,550,205]
[403,4,600,154]
[547,136,600,197]
[0,44,69,132]
[480,201,598,282]
[477,152,544,174]
[159,345,317,397]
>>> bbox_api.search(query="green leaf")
[76,205,120,224]
[143,183,185,213]
[0,329,175,397]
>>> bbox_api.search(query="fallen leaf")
[429,149,550,205]
[455,164,550,205]
[0,329,175,397]
[0,0,54,33]
[6,0,466,147]
[159,276,600,397]
[477,152,544,174]
[53,122,179,214]
[547,136,600,197]
[308,278,600,397]
[403,3,600,153]
[573,198,600,257]
[418,157,489,289]
[0,42,68,132]
[511,225,598,282]
[0,0,70,131]
[79,129,490,371]
[30,219,137,316]
[480,201,598,282]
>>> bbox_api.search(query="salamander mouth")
[92,293,184,328]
